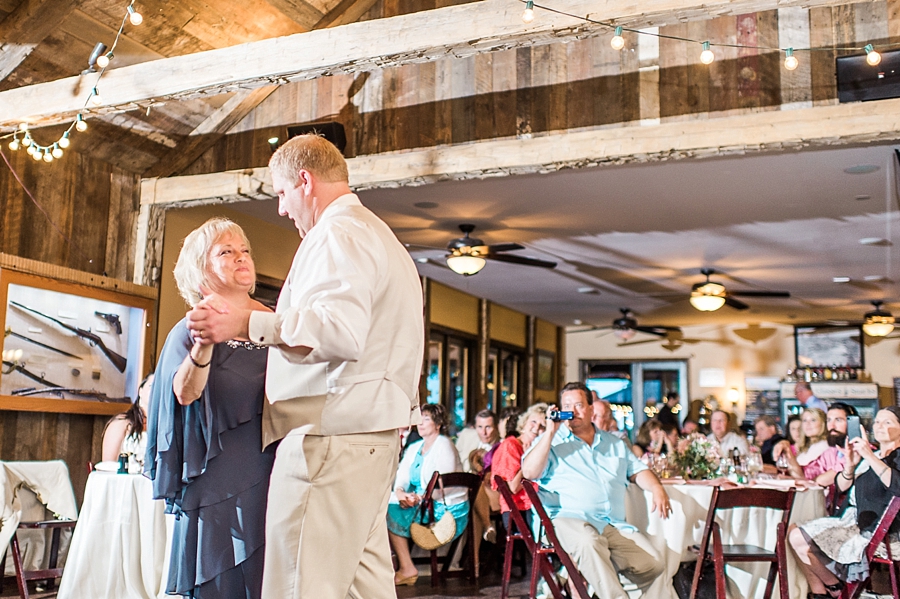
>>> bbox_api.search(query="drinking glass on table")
[775,453,790,476]
[746,453,763,480]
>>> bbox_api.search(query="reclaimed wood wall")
[0,149,141,505]
[179,0,900,176]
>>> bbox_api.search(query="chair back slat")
[865,495,900,562]
[713,487,794,512]
[493,476,535,548]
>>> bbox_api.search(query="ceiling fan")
[617,329,735,349]
[410,224,557,276]
[828,300,896,338]
[572,308,681,341]
[690,268,790,311]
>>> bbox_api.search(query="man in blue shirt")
[523,382,670,599]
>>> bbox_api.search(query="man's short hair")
[665,391,679,401]
[828,402,858,417]
[475,409,497,424]
[754,415,778,428]
[560,382,593,404]
[269,134,349,183]
[795,382,812,392]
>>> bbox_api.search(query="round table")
[625,481,827,599]
[57,471,174,599]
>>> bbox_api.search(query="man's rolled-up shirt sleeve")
[248,221,380,364]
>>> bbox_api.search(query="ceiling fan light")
[863,302,895,336]
[613,327,636,341]
[690,293,726,311]
[446,254,486,276]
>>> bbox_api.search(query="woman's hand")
[849,428,875,463]
[845,435,864,469]
[396,490,420,509]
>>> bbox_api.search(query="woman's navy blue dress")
[145,319,275,599]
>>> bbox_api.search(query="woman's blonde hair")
[268,134,348,183]
[174,217,254,307]
[797,407,827,454]
[517,402,549,433]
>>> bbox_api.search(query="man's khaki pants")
[262,427,399,599]
[553,518,663,599]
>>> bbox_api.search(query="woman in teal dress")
[388,403,469,586]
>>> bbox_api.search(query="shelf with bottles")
[783,365,871,383]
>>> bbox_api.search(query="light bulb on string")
[43,152,53,163]
[784,48,799,71]
[25,144,34,155]
[522,0,534,23]
[700,41,715,65]
[32,149,42,161]
[610,26,625,51]
[90,87,103,106]
[18,123,28,132]
[22,135,32,147]
[8,136,19,151]
[59,132,70,148]
[127,4,143,25]
[865,44,881,66]
[76,114,88,132]
[51,144,63,159]
[96,52,112,69]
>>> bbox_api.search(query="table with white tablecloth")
[57,471,175,599]
[624,481,827,599]
[0,460,78,574]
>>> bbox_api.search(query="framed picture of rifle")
[0,258,156,415]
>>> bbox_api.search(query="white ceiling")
[227,141,900,330]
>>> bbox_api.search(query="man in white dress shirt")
[185,135,424,599]
[795,381,828,412]
[707,409,749,455]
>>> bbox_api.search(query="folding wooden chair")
[417,471,482,587]
[1,519,77,599]
[843,495,900,599]
[689,486,795,599]
[514,480,591,599]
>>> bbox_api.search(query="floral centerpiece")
[673,433,721,480]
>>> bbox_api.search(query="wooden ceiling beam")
[0,0,868,130]
[0,0,82,81]
[139,97,900,207]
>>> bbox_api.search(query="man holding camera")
[522,382,670,599]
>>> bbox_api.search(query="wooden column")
[525,315,536,407]
[475,298,489,413]
[556,325,566,393]
[419,276,431,405]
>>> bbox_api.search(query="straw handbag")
[410,476,456,550]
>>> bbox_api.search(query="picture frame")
[794,325,864,369]
[0,256,156,415]
[536,350,555,391]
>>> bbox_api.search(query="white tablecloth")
[0,460,78,573]
[57,472,175,599]
[625,482,827,599]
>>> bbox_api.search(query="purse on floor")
[409,476,456,551]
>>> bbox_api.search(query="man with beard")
[804,402,857,486]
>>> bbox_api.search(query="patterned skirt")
[798,507,900,583]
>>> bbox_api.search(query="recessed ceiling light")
[414,201,439,209]
[860,237,893,246]
[573,319,583,325]
[577,287,598,294]
[844,165,880,175]
[833,276,851,283]
[855,195,872,201]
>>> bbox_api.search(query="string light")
[784,47,799,71]
[522,0,534,23]
[865,44,881,66]
[611,26,625,51]
[699,41,714,65]
[127,3,143,26]
[2,1,144,165]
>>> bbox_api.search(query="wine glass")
[746,453,763,480]
[775,453,790,477]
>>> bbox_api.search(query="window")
[487,345,524,412]
[428,330,474,434]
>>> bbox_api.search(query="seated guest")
[803,403,856,487]
[649,422,678,456]
[707,409,749,455]
[388,403,468,586]
[786,414,803,449]
[681,419,699,436]
[632,420,654,458]
[102,373,153,464]
[491,403,548,533]
[753,415,786,466]
[788,407,900,598]
[793,408,828,478]
[456,409,499,473]
[656,392,680,427]
[523,382,669,599]
[592,399,630,443]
